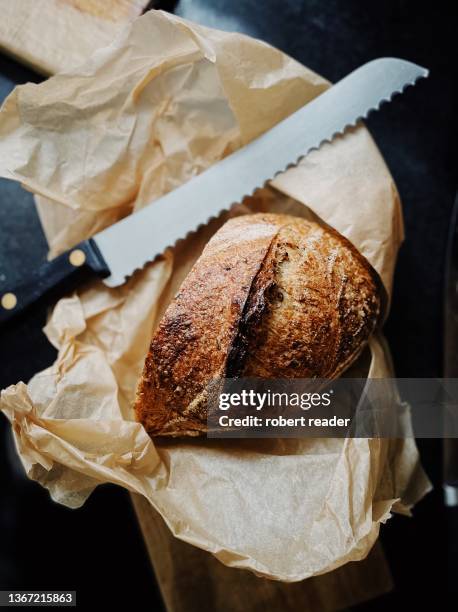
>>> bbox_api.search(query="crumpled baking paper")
[0,10,431,581]
[0,0,150,76]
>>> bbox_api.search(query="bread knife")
[0,57,428,324]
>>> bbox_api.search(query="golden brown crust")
[134,213,381,437]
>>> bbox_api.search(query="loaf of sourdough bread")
[134,213,381,437]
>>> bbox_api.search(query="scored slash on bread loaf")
[134,213,381,437]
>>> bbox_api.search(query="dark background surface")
[0,0,457,609]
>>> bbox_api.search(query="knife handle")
[0,239,110,326]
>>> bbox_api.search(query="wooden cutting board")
[0,0,152,75]
[132,494,393,612]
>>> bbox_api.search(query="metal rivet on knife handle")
[69,249,86,267]
[0,238,111,326]
[1,292,17,310]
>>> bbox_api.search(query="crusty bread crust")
[134,214,381,437]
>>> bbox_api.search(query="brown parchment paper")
[0,0,150,76]
[0,10,431,581]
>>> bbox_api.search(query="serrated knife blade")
[0,57,428,325]
[95,57,427,287]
